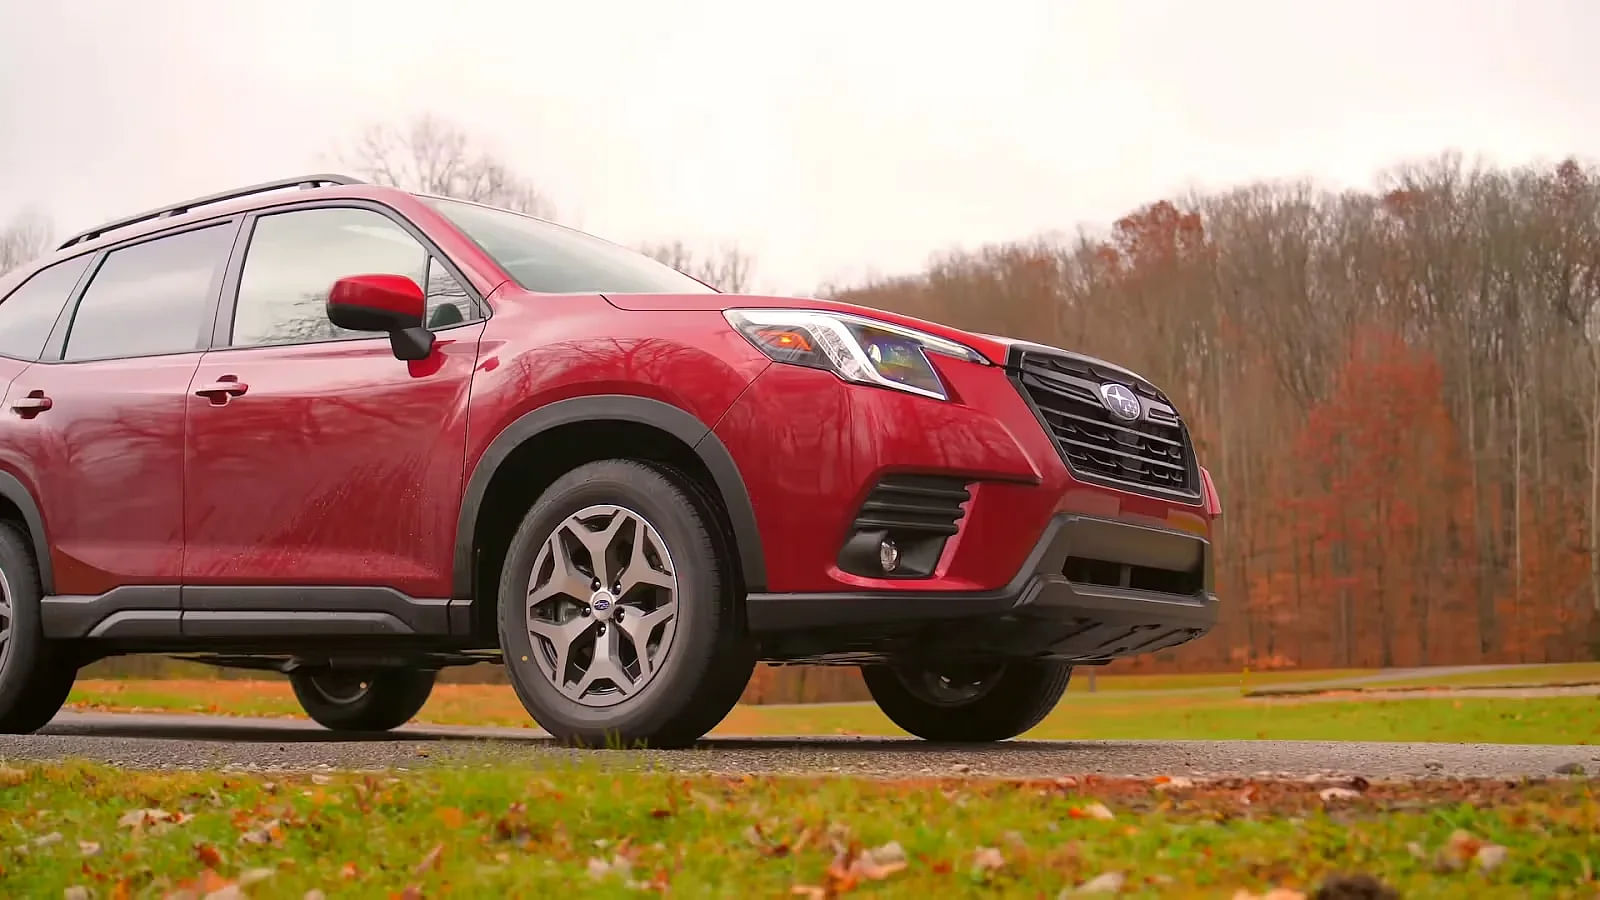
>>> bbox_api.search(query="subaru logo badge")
[1099,383,1141,421]
[592,597,611,611]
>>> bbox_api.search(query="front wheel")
[496,459,755,749]
[861,660,1072,742]
[289,669,436,731]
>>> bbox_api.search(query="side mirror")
[327,274,434,361]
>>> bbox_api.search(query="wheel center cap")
[589,589,616,619]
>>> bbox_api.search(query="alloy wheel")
[524,504,679,707]
[0,569,12,674]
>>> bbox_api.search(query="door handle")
[10,390,51,418]
[195,376,248,404]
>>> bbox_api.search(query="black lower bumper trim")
[746,514,1218,663]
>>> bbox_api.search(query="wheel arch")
[453,395,767,608]
[0,470,52,595]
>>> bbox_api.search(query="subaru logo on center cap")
[1099,383,1141,421]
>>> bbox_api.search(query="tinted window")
[420,195,715,294]
[0,255,92,359]
[232,207,473,347]
[64,225,232,361]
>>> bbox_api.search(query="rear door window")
[63,224,234,361]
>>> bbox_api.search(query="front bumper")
[748,513,1218,664]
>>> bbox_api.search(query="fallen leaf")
[972,846,1006,873]
[1154,776,1194,791]
[117,809,174,829]
[1436,830,1483,872]
[436,808,465,829]
[203,887,245,900]
[239,868,274,887]
[1319,787,1360,803]
[310,774,332,785]
[414,843,444,876]
[339,862,360,880]
[1068,871,1126,895]
[1230,890,1306,900]
[78,841,101,857]
[195,842,224,868]
[63,887,90,900]
[1082,802,1114,821]
[33,831,63,848]
[1475,844,1509,872]
[397,885,424,900]
[302,892,326,900]
[790,887,825,899]
[588,855,633,881]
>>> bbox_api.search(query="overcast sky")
[3,0,1597,294]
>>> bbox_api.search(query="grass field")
[0,762,1593,898]
[64,675,1600,744]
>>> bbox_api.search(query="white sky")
[2,0,1597,294]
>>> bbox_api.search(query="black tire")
[289,669,436,731]
[496,459,755,749]
[0,521,77,734]
[861,660,1073,742]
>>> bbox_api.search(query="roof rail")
[57,173,366,250]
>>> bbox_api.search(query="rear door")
[181,203,485,635]
[0,221,237,636]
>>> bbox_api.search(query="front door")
[181,204,484,636]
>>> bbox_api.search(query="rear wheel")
[289,669,436,731]
[0,521,77,734]
[861,660,1072,742]
[497,459,755,749]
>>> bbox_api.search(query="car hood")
[599,291,1154,383]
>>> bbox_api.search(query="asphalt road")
[1,712,1593,779]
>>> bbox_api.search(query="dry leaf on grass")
[1064,871,1126,895]
[413,843,444,876]
[972,846,1006,874]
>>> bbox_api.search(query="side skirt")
[41,585,462,640]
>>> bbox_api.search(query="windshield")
[419,196,716,295]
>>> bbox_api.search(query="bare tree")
[639,240,755,292]
[0,210,52,276]
[340,114,555,218]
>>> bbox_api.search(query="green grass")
[0,762,1593,898]
[67,679,1600,744]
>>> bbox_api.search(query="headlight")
[724,308,987,401]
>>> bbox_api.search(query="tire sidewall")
[0,524,46,718]
[497,461,724,741]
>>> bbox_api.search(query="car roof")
[37,175,421,268]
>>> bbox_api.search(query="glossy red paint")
[712,349,1213,594]
[327,273,426,331]
[0,353,198,595]
[459,290,772,473]
[182,326,484,597]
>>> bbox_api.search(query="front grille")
[1063,556,1204,597]
[852,475,971,536]
[1012,350,1199,499]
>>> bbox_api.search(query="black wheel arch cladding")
[453,394,768,601]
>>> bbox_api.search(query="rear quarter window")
[0,254,93,360]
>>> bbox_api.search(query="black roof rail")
[57,173,366,251]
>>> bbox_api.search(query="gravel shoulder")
[2,711,1594,779]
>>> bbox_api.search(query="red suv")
[0,175,1220,747]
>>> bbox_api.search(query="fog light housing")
[878,538,900,573]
